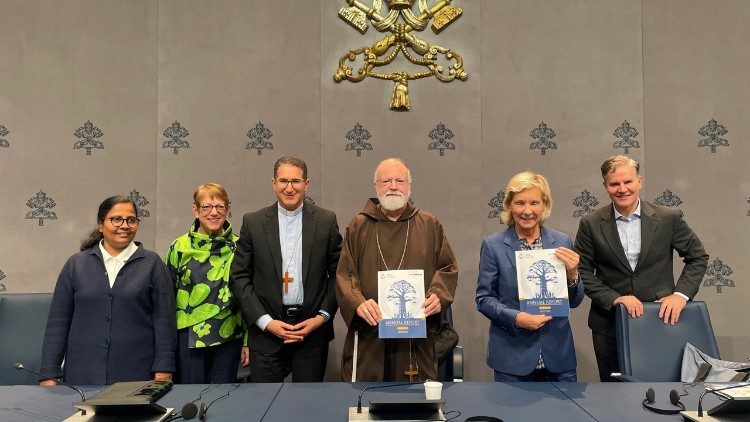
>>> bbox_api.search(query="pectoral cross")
[283,271,294,294]
[404,364,418,382]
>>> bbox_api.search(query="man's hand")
[422,294,441,317]
[154,372,172,382]
[613,295,644,318]
[555,247,580,283]
[288,315,326,343]
[656,293,688,325]
[39,379,58,387]
[240,346,250,367]
[356,299,382,326]
[515,312,552,331]
[266,319,304,343]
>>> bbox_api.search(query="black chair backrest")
[615,301,719,382]
[0,293,53,385]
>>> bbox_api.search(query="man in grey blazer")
[574,155,708,381]
[230,156,342,382]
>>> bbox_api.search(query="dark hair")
[273,156,308,180]
[80,196,138,251]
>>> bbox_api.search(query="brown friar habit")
[336,199,458,381]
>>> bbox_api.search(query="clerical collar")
[277,203,303,217]
[613,198,641,220]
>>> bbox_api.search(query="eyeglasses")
[275,179,306,189]
[107,216,140,227]
[376,178,409,187]
[199,204,227,213]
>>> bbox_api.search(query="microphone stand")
[14,362,87,416]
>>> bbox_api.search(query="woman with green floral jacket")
[166,183,249,383]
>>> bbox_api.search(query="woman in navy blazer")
[476,172,584,382]
[39,196,176,385]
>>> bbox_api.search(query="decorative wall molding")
[654,189,682,208]
[703,258,734,293]
[163,121,190,155]
[698,118,729,153]
[344,122,373,157]
[334,0,467,110]
[25,191,57,226]
[427,122,455,156]
[73,120,104,155]
[572,189,599,217]
[612,121,639,154]
[487,190,505,219]
[529,122,557,155]
[246,122,274,155]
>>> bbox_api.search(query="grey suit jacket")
[574,200,708,336]
[229,203,342,353]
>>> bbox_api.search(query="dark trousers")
[250,341,329,383]
[592,331,620,382]
[494,368,577,382]
[176,328,242,384]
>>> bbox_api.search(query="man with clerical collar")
[230,156,342,382]
[574,155,708,381]
[336,157,458,381]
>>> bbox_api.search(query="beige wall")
[0,0,747,382]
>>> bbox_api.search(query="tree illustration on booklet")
[427,122,455,156]
[163,121,190,155]
[386,280,418,319]
[345,123,373,157]
[25,191,57,226]
[612,121,640,154]
[526,260,559,299]
[73,121,104,155]
[0,124,10,148]
[529,122,557,155]
[246,122,274,155]
[703,258,734,293]
[0,269,6,292]
[698,118,729,153]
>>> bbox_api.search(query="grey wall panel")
[1,0,748,381]
[643,0,750,363]
[0,0,158,291]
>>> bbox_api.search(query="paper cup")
[424,381,443,400]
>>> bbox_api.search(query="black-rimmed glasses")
[199,205,227,213]
[107,216,140,227]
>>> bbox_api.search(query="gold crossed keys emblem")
[334,0,468,111]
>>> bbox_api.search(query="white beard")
[378,193,409,211]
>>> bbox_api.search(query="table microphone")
[13,362,87,415]
[357,382,419,413]
[697,383,749,417]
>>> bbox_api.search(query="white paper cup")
[424,381,443,400]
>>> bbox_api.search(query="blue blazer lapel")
[262,205,283,284]
[637,202,659,270]
[540,226,558,248]
[503,227,522,272]
[600,207,631,271]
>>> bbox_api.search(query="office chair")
[437,305,463,382]
[0,293,53,384]
[615,301,719,382]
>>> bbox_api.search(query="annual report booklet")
[377,269,427,338]
[515,249,570,317]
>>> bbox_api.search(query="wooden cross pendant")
[404,364,418,382]
[283,271,294,293]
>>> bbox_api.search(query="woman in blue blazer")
[476,172,584,382]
